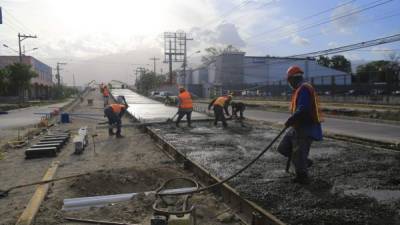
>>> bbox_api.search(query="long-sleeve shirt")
[289,82,323,141]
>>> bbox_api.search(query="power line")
[246,0,394,45]
[198,0,253,30]
[245,0,357,41]
[2,8,35,34]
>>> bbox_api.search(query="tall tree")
[317,55,351,73]
[356,60,398,84]
[0,68,10,96]
[330,55,352,73]
[6,63,38,101]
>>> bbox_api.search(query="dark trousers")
[176,110,192,126]
[277,128,313,176]
[104,107,122,135]
[213,105,227,127]
[233,109,244,119]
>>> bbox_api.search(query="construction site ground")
[151,121,400,225]
[0,90,241,225]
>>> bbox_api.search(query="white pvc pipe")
[62,187,196,211]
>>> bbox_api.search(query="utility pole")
[18,33,37,63]
[168,40,173,84]
[56,62,67,87]
[73,74,76,89]
[149,57,160,74]
[181,36,193,85]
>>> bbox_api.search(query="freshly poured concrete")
[151,121,400,225]
[111,89,207,123]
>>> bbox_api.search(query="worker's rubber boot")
[108,129,115,136]
[292,172,310,185]
[116,132,124,138]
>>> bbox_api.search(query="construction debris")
[73,126,88,154]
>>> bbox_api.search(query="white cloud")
[328,42,339,48]
[330,2,361,34]
[290,34,310,46]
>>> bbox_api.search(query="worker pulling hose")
[157,126,288,196]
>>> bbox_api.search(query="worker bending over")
[208,95,232,128]
[104,96,129,138]
[176,87,193,127]
[277,65,323,184]
[231,101,246,120]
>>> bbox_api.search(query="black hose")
[158,126,288,196]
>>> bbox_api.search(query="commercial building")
[179,52,351,97]
[0,55,53,99]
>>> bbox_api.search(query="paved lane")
[0,100,72,130]
[245,110,400,144]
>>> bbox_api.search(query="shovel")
[0,172,91,198]
[166,112,179,123]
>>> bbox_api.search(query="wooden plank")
[15,161,59,225]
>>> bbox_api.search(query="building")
[180,52,351,97]
[0,56,53,99]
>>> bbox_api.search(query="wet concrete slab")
[111,89,208,123]
[151,120,400,225]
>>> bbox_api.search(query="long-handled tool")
[166,112,179,123]
[0,172,91,198]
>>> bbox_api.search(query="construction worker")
[208,94,232,128]
[231,101,246,120]
[103,85,110,107]
[277,65,323,184]
[176,87,193,127]
[104,96,129,138]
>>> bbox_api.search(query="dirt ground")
[151,121,400,225]
[0,89,241,225]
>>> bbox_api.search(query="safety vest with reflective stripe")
[110,104,126,114]
[103,87,110,97]
[213,96,228,107]
[178,91,193,109]
[290,83,323,123]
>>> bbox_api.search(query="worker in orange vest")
[103,85,110,107]
[277,65,323,184]
[176,87,193,127]
[104,96,129,138]
[208,94,232,128]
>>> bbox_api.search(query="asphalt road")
[245,109,400,144]
[0,100,72,130]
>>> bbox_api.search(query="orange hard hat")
[286,65,304,79]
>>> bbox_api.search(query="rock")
[217,212,234,223]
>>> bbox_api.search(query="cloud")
[290,34,310,46]
[328,41,339,48]
[215,23,246,47]
[330,3,361,34]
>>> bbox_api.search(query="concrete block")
[25,147,57,159]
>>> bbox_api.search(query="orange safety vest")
[213,96,228,107]
[103,87,110,97]
[178,91,193,109]
[110,104,126,113]
[290,83,323,123]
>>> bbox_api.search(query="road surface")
[245,109,400,144]
[0,101,72,129]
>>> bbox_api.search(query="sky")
[0,0,399,85]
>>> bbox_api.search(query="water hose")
[158,126,288,196]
